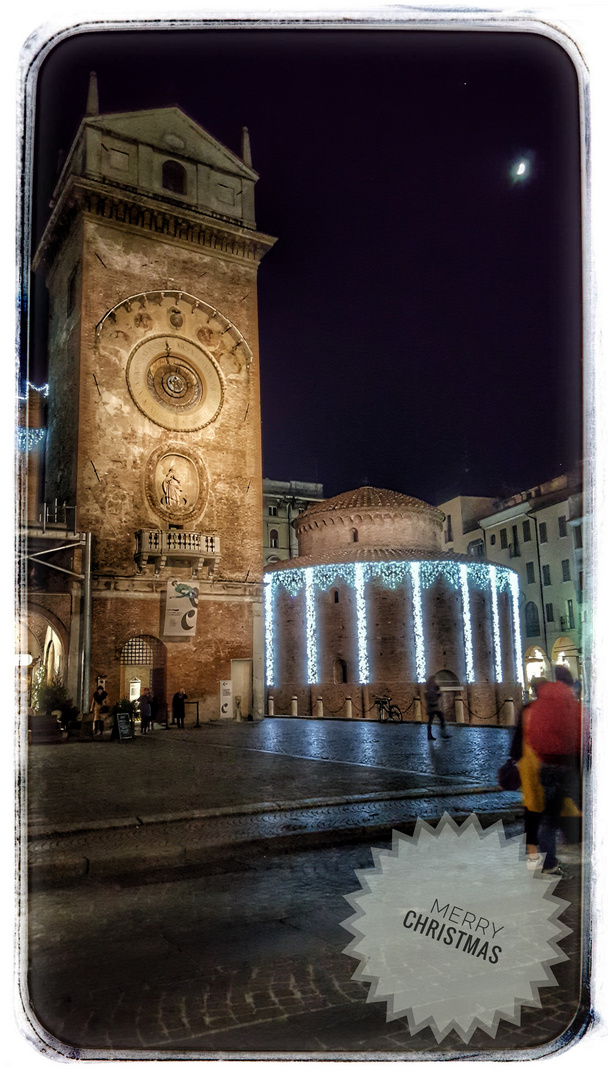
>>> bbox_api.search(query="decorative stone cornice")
[33,174,276,276]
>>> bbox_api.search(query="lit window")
[558,515,568,538]
[542,564,551,586]
[526,562,535,584]
[538,522,548,543]
[562,559,571,582]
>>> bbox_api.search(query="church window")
[269,529,279,549]
[162,159,187,195]
[332,589,339,603]
[525,601,540,638]
[351,529,358,542]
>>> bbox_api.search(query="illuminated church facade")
[264,487,524,723]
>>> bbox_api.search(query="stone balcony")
[134,529,220,578]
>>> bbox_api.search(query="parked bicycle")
[375,695,403,723]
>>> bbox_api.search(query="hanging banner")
[163,580,199,636]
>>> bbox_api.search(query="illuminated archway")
[523,645,550,690]
[551,636,579,680]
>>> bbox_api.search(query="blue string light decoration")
[409,562,427,683]
[510,571,525,686]
[264,576,276,686]
[16,428,45,452]
[304,568,319,684]
[460,564,475,684]
[354,563,370,684]
[263,558,524,688]
[489,565,503,682]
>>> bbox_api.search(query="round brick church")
[264,486,524,724]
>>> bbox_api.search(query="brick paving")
[25,841,587,1059]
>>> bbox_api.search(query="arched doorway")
[21,607,69,712]
[434,669,461,725]
[120,636,167,717]
[551,636,580,681]
[524,646,550,691]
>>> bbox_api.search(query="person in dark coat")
[91,685,108,737]
[424,677,450,740]
[172,688,188,730]
[139,688,153,734]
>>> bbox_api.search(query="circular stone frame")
[144,442,210,524]
[126,334,224,431]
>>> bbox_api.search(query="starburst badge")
[341,814,571,1043]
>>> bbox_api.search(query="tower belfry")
[33,99,276,719]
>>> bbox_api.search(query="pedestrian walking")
[138,688,153,734]
[424,676,450,740]
[91,684,108,737]
[526,666,582,876]
[172,688,188,729]
[510,678,546,868]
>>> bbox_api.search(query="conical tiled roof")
[297,485,440,520]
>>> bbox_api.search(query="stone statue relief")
[161,468,186,508]
[147,446,206,523]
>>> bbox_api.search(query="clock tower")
[33,86,275,720]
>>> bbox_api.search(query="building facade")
[439,468,585,689]
[263,479,324,565]
[26,92,275,721]
[264,486,524,724]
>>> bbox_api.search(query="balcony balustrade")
[135,529,220,578]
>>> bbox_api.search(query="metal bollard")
[344,696,352,719]
[455,697,465,725]
[315,697,323,718]
[267,695,274,716]
[413,696,422,724]
[291,695,298,717]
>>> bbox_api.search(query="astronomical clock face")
[126,334,224,431]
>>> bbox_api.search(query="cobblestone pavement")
[27,719,513,829]
[26,719,521,885]
[24,836,588,1059]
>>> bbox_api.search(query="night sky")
[27,28,582,505]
